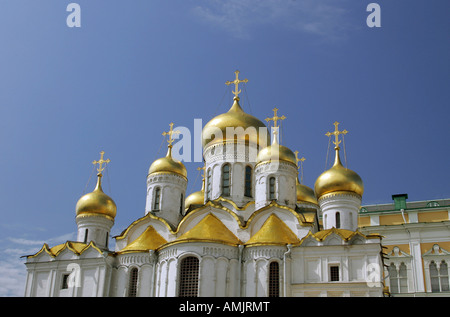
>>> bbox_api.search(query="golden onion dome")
[185,190,204,210]
[314,148,364,199]
[201,97,270,149]
[256,135,297,166]
[296,179,318,205]
[185,179,205,211]
[148,146,187,179]
[76,174,117,220]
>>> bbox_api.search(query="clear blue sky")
[0,0,448,296]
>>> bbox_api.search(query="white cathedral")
[23,71,385,297]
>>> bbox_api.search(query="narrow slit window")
[222,164,230,196]
[244,166,252,197]
[269,177,276,200]
[268,262,280,297]
[153,187,161,211]
[128,267,139,297]
[206,168,211,201]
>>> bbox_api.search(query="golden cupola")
[314,122,364,199]
[185,168,205,211]
[148,123,187,179]
[201,70,270,149]
[76,152,117,220]
[256,108,297,166]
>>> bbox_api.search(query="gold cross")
[197,166,205,179]
[162,122,180,147]
[92,151,110,174]
[225,70,248,99]
[294,151,306,184]
[325,121,348,148]
[265,107,286,129]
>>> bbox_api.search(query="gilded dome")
[314,149,364,199]
[201,97,270,149]
[256,136,297,166]
[185,179,205,211]
[296,180,318,205]
[76,175,117,220]
[148,146,187,179]
[185,190,204,210]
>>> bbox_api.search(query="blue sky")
[0,0,449,296]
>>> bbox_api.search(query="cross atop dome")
[162,122,180,147]
[294,150,306,184]
[92,151,110,174]
[325,121,348,149]
[225,70,248,99]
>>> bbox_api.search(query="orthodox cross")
[197,166,205,179]
[265,107,286,140]
[92,151,110,174]
[325,121,348,148]
[225,70,248,99]
[162,122,180,147]
[294,151,306,184]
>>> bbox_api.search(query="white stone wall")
[319,192,361,231]
[203,141,257,207]
[145,172,187,226]
[76,215,114,249]
[254,161,297,210]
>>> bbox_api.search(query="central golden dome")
[201,97,270,149]
[148,146,187,179]
[314,148,364,199]
[76,174,117,220]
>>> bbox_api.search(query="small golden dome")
[148,146,187,178]
[76,174,117,220]
[256,136,297,166]
[201,97,270,149]
[296,179,318,205]
[314,149,364,199]
[185,190,204,210]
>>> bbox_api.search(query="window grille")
[128,267,139,297]
[268,262,280,297]
[178,257,199,297]
[330,266,339,282]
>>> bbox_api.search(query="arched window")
[399,262,408,293]
[206,168,211,201]
[335,212,341,229]
[178,256,199,297]
[388,263,399,294]
[430,260,450,292]
[440,261,449,292]
[128,267,139,297]
[268,262,279,297]
[153,187,161,211]
[244,166,252,197]
[222,164,231,196]
[430,261,440,292]
[269,177,276,200]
